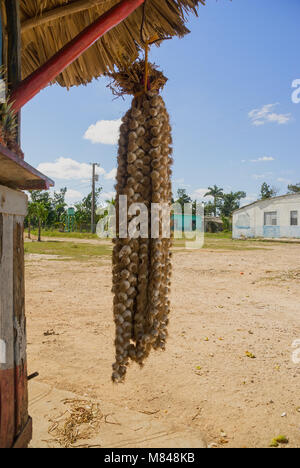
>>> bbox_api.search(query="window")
[291,211,298,226]
[264,211,277,226]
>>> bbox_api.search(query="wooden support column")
[0,185,30,448]
[5,0,21,143]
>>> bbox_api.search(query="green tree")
[205,185,224,216]
[83,188,102,224]
[74,203,86,232]
[220,191,246,218]
[260,182,278,200]
[203,201,216,217]
[221,215,232,232]
[175,189,192,209]
[102,198,116,218]
[26,201,37,239]
[31,202,48,242]
[74,188,103,231]
[53,187,67,225]
[30,190,54,227]
[287,183,300,193]
[105,198,116,206]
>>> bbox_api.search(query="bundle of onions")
[107,62,173,383]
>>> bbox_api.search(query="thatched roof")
[20,0,205,88]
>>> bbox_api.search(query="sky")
[21,0,300,206]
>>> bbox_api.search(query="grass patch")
[173,233,269,251]
[29,230,99,240]
[270,435,289,448]
[205,232,233,239]
[28,230,233,242]
[24,241,112,261]
[25,232,269,259]
[203,232,268,250]
[204,239,268,251]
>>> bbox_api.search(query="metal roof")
[234,193,300,214]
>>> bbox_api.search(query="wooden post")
[0,184,31,448]
[5,0,21,143]
[0,205,15,448]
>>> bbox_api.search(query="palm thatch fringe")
[19,0,205,88]
[105,60,167,97]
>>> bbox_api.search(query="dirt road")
[25,242,300,448]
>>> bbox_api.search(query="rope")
[140,0,148,46]
[138,0,171,96]
[144,39,149,93]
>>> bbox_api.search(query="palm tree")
[105,198,116,206]
[220,191,246,218]
[205,185,224,217]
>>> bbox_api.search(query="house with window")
[232,194,300,239]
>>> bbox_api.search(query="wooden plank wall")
[0,185,30,448]
[0,211,15,447]
[13,216,28,438]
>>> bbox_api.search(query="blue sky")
[22,0,300,206]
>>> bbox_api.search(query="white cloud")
[248,104,291,126]
[174,178,185,184]
[36,158,120,183]
[250,156,275,163]
[252,171,274,180]
[65,189,83,203]
[193,188,211,201]
[105,168,117,180]
[173,178,191,189]
[84,119,122,145]
[252,174,267,180]
[99,191,116,202]
[241,196,257,206]
[37,157,106,180]
[277,177,291,184]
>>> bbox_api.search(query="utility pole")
[91,163,99,234]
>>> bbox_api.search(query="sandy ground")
[25,242,300,448]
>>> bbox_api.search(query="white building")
[233,193,300,239]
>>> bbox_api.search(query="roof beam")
[11,0,145,112]
[21,0,106,33]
